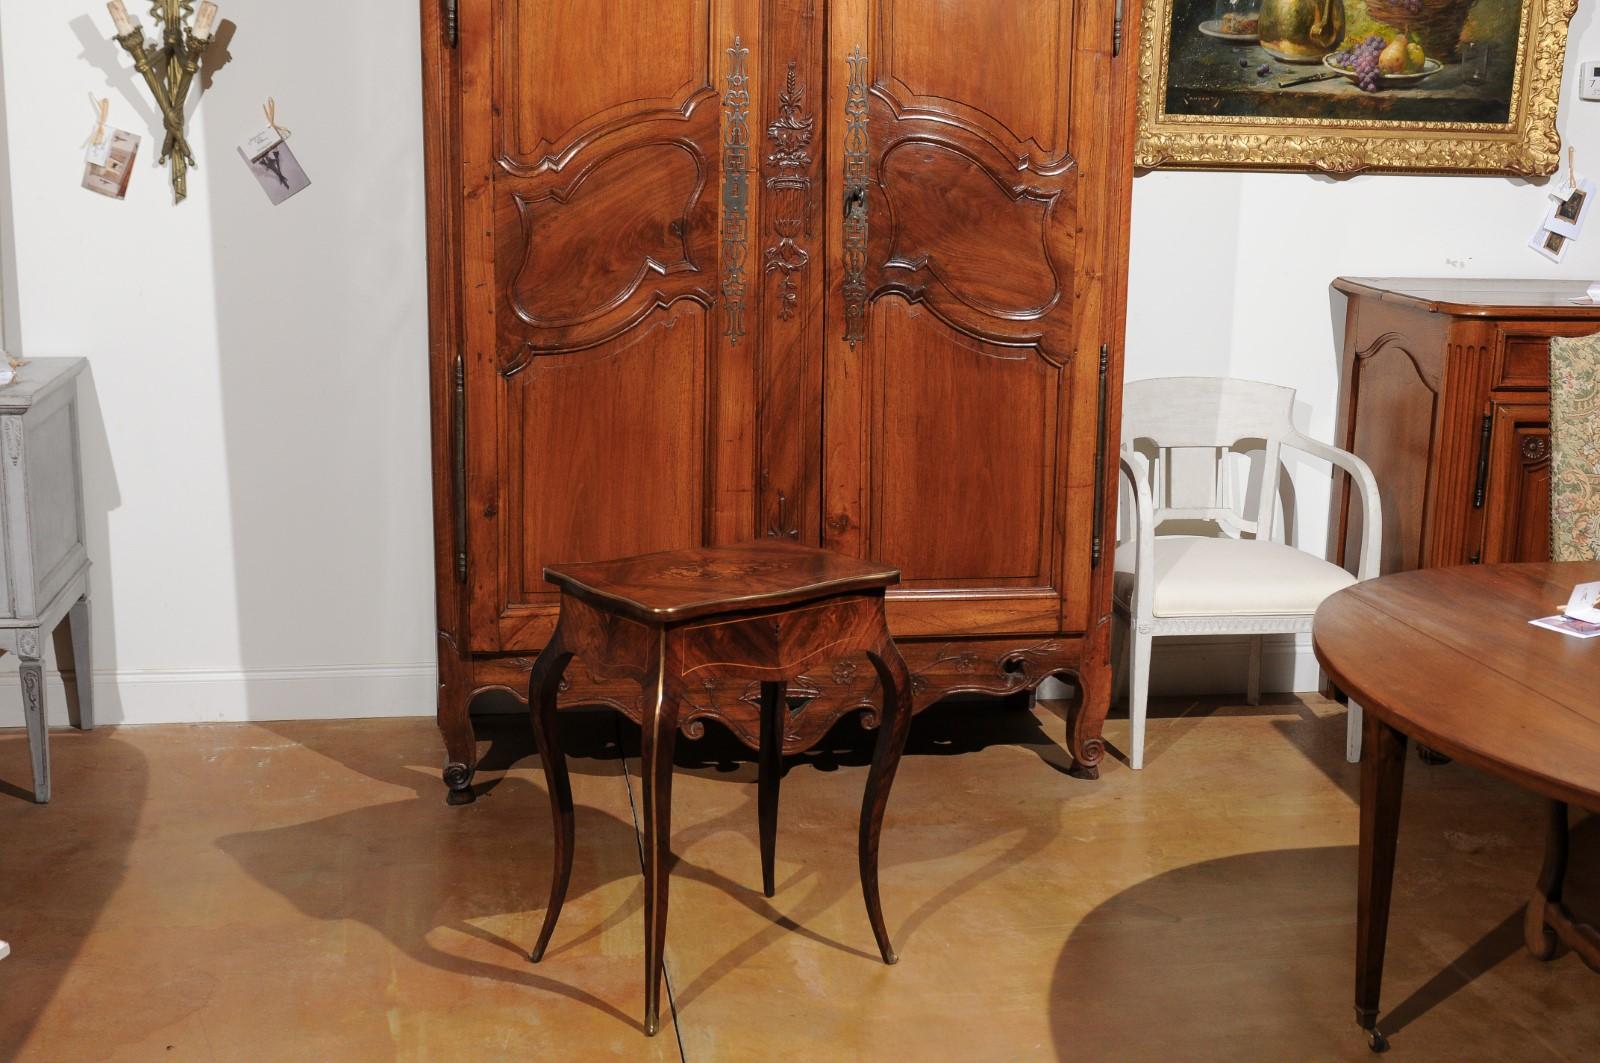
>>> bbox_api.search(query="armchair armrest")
[1118,447,1156,618]
[1285,432,1384,581]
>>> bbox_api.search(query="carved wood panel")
[465,0,758,651]
[1480,402,1552,565]
[503,306,709,618]
[823,0,1091,636]
[1343,332,1443,575]
[871,301,1058,586]
[495,0,716,173]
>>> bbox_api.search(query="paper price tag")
[85,136,112,167]
[82,129,140,200]
[240,126,284,162]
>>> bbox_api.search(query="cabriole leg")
[639,662,682,1036]
[860,634,914,965]
[528,626,575,964]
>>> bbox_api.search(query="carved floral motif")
[763,60,814,321]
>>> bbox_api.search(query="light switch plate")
[1582,60,1600,101]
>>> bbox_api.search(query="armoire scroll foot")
[419,0,1137,803]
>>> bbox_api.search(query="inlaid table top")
[544,541,901,624]
[1314,562,1600,810]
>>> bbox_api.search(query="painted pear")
[1378,33,1410,74]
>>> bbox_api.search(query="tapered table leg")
[53,596,93,731]
[1525,799,1569,961]
[528,627,574,964]
[860,633,914,965]
[1356,711,1407,1053]
[639,664,681,1036]
[758,680,786,898]
[19,647,49,804]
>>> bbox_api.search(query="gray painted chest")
[1,357,93,802]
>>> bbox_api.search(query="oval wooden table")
[1313,562,1600,1053]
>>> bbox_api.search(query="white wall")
[0,2,435,725]
[2,3,1599,724]
[1126,1,1600,693]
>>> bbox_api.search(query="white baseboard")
[0,635,1319,730]
[1038,633,1321,702]
[0,664,438,728]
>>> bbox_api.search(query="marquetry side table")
[523,541,914,1036]
[0,359,93,803]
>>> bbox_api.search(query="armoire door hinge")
[1113,0,1123,57]
[444,0,459,48]
[1091,343,1111,568]
[1472,411,1492,508]
[452,355,468,584]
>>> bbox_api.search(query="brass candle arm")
[106,1,220,203]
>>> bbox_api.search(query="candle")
[193,2,219,39]
[106,0,136,36]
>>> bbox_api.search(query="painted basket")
[1362,0,1478,62]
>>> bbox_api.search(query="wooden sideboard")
[1331,278,1600,575]
[417,0,1138,801]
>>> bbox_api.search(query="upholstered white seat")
[1115,377,1382,770]
[1114,536,1356,617]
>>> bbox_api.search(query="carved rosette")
[763,59,814,321]
[721,36,752,346]
[1522,435,1551,464]
[842,46,870,348]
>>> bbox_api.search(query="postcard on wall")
[242,140,310,206]
[1528,225,1568,264]
[81,129,139,200]
[1544,178,1595,239]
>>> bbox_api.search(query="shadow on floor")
[0,731,147,1054]
[1050,815,1599,1059]
[222,697,1079,1029]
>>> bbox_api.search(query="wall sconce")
[106,1,222,203]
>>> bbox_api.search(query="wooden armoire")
[419,0,1137,802]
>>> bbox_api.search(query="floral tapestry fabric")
[1550,334,1600,562]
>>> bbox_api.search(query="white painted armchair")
[1114,377,1382,770]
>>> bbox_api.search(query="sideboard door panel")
[1479,401,1551,564]
[459,0,760,651]
[823,0,1104,636]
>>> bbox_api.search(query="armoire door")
[820,0,1121,637]
[454,0,771,652]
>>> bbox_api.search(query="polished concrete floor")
[2,694,1597,1061]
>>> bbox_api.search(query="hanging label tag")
[242,139,311,205]
[82,129,140,200]
[240,126,284,162]
[83,95,112,166]
[85,136,113,167]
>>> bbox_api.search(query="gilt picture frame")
[1135,0,1578,175]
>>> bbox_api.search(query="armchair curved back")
[1123,377,1298,540]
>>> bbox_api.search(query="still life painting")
[1135,0,1578,174]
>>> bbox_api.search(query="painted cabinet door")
[456,0,771,652]
[820,0,1119,636]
